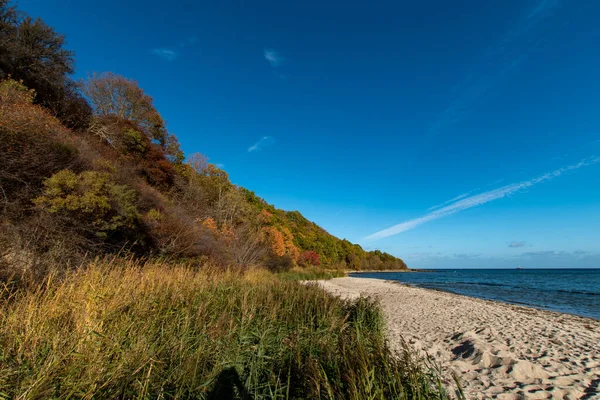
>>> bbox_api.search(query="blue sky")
[21,0,600,268]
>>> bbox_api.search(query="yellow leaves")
[145,209,163,223]
[34,170,139,236]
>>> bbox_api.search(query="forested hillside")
[0,0,407,278]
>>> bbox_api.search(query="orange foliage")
[202,218,236,246]
[280,226,300,261]
[262,226,286,257]
[219,223,237,246]
[202,217,218,232]
[259,209,273,224]
[261,225,299,260]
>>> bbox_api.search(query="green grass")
[276,267,346,281]
[0,260,455,399]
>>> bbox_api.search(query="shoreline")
[347,268,431,273]
[316,277,600,399]
[384,279,599,323]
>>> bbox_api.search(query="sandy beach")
[317,277,600,399]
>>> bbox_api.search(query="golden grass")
[0,259,454,399]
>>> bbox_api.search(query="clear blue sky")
[21,0,600,268]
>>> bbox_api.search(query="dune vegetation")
[0,259,454,399]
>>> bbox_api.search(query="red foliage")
[299,250,321,267]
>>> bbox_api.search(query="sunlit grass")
[0,259,454,399]
[276,267,346,281]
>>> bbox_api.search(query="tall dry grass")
[0,259,454,399]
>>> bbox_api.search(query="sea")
[349,269,600,320]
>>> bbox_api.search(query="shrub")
[0,78,78,203]
[141,207,216,259]
[34,170,139,239]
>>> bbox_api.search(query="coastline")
[347,268,431,273]
[316,277,600,399]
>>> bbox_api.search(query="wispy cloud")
[150,36,197,62]
[428,191,474,211]
[430,0,561,133]
[508,241,527,248]
[248,136,275,153]
[264,48,284,68]
[150,48,178,61]
[364,156,600,241]
[178,36,197,48]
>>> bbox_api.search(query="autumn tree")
[83,72,183,163]
[299,250,321,267]
[262,226,286,257]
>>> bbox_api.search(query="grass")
[276,267,346,281]
[0,260,455,399]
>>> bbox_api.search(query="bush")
[34,170,139,239]
[0,79,78,204]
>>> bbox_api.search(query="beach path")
[316,277,600,400]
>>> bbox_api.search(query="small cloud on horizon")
[508,241,527,248]
[150,48,177,61]
[248,136,275,153]
[264,48,284,68]
[517,250,595,261]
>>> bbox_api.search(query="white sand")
[316,277,600,399]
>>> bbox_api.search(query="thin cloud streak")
[430,0,561,133]
[428,191,473,211]
[365,156,600,241]
[248,136,274,153]
[264,48,284,68]
[150,48,177,61]
[150,36,197,62]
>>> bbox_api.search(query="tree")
[0,1,90,128]
[83,72,183,162]
[299,250,321,267]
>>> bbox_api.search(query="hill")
[0,1,406,278]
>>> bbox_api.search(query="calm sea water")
[350,269,600,320]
